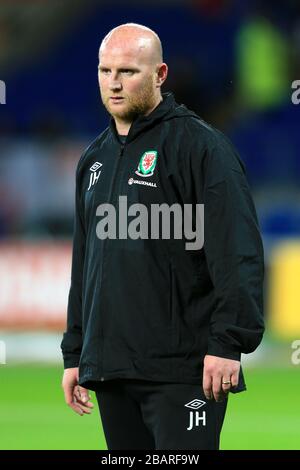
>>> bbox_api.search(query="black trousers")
[95,378,228,450]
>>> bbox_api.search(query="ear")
[156,63,168,87]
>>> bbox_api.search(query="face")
[98,41,159,123]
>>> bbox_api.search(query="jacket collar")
[109,91,176,144]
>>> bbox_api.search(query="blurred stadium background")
[0,0,300,450]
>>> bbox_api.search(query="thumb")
[64,380,76,406]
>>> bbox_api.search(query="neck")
[114,95,163,136]
[115,121,131,136]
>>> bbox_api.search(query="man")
[61,23,265,450]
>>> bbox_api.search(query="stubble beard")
[101,77,158,123]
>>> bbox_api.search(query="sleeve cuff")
[60,332,82,368]
[207,337,241,361]
[63,354,81,369]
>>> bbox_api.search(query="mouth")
[110,97,125,103]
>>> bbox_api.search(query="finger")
[69,402,85,416]
[73,399,94,414]
[73,396,93,413]
[69,402,92,416]
[74,387,93,407]
[74,397,94,408]
[202,370,213,400]
[79,400,94,408]
[230,371,239,389]
[65,392,86,416]
[76,386,91,403]
[70,397,93,415]
[212,374,226,402]
[221,377,232,393]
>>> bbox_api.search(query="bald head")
[99,23,163,66]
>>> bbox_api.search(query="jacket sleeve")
[60,162,86,368]
[197,135,265,361]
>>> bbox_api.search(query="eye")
[99,68,110,75]
[121,70,134,75]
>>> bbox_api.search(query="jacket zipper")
[99,142,125,381]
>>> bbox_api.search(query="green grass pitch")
[0,364,299,450]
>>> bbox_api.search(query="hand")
[203,354,240,402]
[61,367,94,416]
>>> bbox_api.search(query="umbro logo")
[90,161,102,172]
[184,399,206,410]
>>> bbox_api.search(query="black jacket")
[60,92,264,393]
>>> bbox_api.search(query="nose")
[109,74,122,92]
[109,82,122,92]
